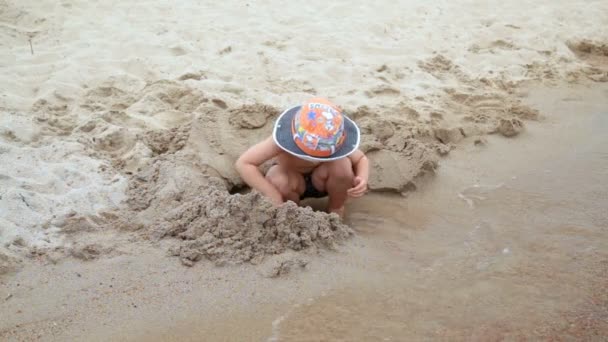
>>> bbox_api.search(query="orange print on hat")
[291,98,346,157]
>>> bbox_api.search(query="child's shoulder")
[237,136,281,164]
[347,149,366,161]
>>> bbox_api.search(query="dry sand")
[1,0,608,339]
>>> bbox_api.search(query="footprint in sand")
[169,46,188,56]
[469,40,519,53]
[218,46,233,55]
[364,85,400,98]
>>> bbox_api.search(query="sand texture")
[1,0,608,271]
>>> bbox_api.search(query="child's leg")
[311,158,354,216]
[265,164,305,204]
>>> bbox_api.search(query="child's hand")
[270,194,284,207]
[347,176,368,198]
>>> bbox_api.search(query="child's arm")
[235,136,284,205]
[347,149,369,198]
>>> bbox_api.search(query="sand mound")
[119,147,352,266]
[566,40,608,82]
[497,118,524,137]
[0,252,21,276]
[125,154,225,213]
[568,40,608,60]
[157,190,352,266]
[189,103,278,187]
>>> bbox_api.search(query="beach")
[1,0,607,340]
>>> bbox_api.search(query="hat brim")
[273,105,360,162]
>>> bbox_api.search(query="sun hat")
[273,98,360,162]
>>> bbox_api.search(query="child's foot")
[328,206,345,219]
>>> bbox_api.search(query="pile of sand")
[118,151,352,266]
[0,252,21,276]
[160,190,352,266]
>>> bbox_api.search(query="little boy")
[235,98,369,217]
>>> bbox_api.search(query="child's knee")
[327,159,354,184]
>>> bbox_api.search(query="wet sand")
[276,83,608,341]
[1,83,606,341]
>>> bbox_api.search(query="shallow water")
[273,84,608,340]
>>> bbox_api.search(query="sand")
[0,1,608,337]
[1,0,608,338]
[162,192,351,267]
[1,82,607,341]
